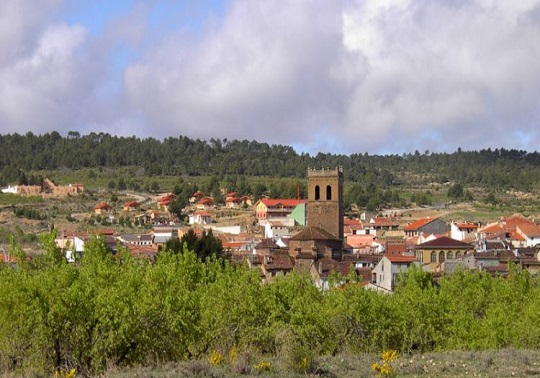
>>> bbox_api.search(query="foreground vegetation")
[1,233,540,376]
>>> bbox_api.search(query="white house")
[369,254,418,293]
[516,224,540,247]
[450,221,478,241]
[264,221,289,240]
[188,211,213,225]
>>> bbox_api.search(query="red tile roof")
[454,222,478,230]
[517,223,540,238]
[384,254,417,263]
[95,202,112,210]
[479,223,506,234]
[371,217,399,227]
[197,197,214,205]
[403,217,439,231]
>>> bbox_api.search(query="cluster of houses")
[4,168,540,294]
[64,168,540,292]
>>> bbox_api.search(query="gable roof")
[370,217,399,227]
[256,238,280,249]
[95,202,113,210]
[290,226,340,241]
[517,223,540,238]
[416,236,472,249]
[403,217,442,231]
[384,254,417,263]
[454,222,478,230]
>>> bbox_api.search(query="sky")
[1,0,540,155]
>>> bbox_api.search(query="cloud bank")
[1,0,540,154]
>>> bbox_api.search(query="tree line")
[2,132,540,192]
[1,233,540,375]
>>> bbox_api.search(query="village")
[2,167,540,293]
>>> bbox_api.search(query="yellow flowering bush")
[372,350,398,377]
[209,350,225,366]
[253,360,271,371]
[54,368,76,378]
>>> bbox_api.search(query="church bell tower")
[307,167,344,241]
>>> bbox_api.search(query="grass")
[88,349,540,377]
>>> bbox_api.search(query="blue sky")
[1,0,540,155]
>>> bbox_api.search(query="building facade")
[307,167,344,240]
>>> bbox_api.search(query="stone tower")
[307,167,344,241]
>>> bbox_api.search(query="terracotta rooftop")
[517,223,540,238]
[403,217,441,231]
[454,222,478,230]
[384,254,417,263]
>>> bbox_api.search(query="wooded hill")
[1,132,540,193]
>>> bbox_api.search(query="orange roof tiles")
[384,254,417,263]
[403,217,439,231]
[454,222,478,230]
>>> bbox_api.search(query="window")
[315,185,320,200]
[439,251,445,263]
[447,251,453,260]
[430,251,436,262]
[455,251,461,258]
[326,185,332,200]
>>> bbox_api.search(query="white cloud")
[2,0,540,154]
[0,22,89,132]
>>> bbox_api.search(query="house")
[152,226,176,245]
[94,202,114,215]
[343,218,363,237]
[366,217,400,236]
[515,223,540,247]
[461,250,519,275]
[415,236,473,273]
[264,221,290,240]
[126,244,158,260]
[310,257,352,290]
[188,211,213,225]
[260,250,294,282]
[345,234,379,254]
[123,201,140,211]
[157,193,177,211]
[403,217,448,238]
[369,254,419,292]
[118,234,153,246]
[255,199,306,225]
[477,214,540,248]
[73,233,118,258]
[190,191,204,203]
[253,238,281,256]
[196,197,215,210]
[224,192,239,208]
[450,221,478,241]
